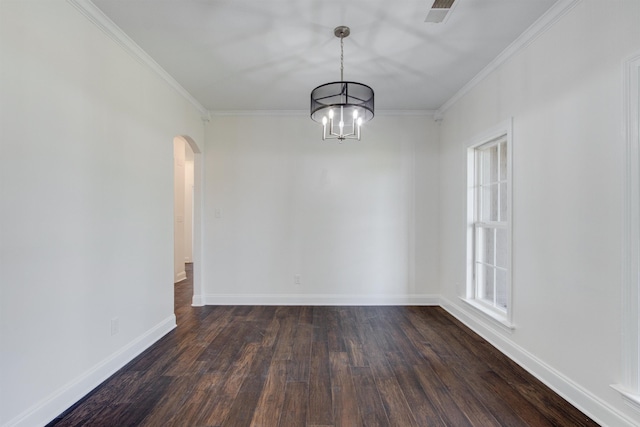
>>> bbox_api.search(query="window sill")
[611,384,640,413]
[460,297,516,332]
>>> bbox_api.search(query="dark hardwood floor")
[48,264,598,426]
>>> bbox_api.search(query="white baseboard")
[174,271,187,283]
[191,294,205,307]
[3,315,177,427]
[202,293,440,306]
[440,297,638,427]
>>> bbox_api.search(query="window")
[465,121,512,327]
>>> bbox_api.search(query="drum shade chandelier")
[310,26,374,142]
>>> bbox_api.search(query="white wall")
[437,1,640,425]
[201,114,439,304]
[0,1,204,426]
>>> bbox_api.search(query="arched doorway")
[173,135,203,307]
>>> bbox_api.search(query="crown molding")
[376,109,437,116]
[209,110,308,117]
[209,109,436,117]
[67,0,208,117]
[69,0,570,121]
[436,0,582,118]
[66,1,438,120]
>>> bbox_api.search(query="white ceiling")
[91,0,558,112]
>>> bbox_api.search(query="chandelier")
[310,26,374,142]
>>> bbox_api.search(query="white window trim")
[465,118,514,329]
[612,51,640,411]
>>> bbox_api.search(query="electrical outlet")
[111,317,119,336]
[294,274,301,285]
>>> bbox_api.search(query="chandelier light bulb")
[329,109,334,119]
[353,110,358,119]
[322,116,327,125]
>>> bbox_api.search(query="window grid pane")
[472,137,508,314]
[496,228,507,269]
[480,265,495,303]
[496,269,508,309]
[499,182,507,221]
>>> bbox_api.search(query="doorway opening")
[173,135,203,307]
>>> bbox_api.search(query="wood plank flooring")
[47,264,599,426]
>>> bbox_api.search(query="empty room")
[2,0,640,426]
